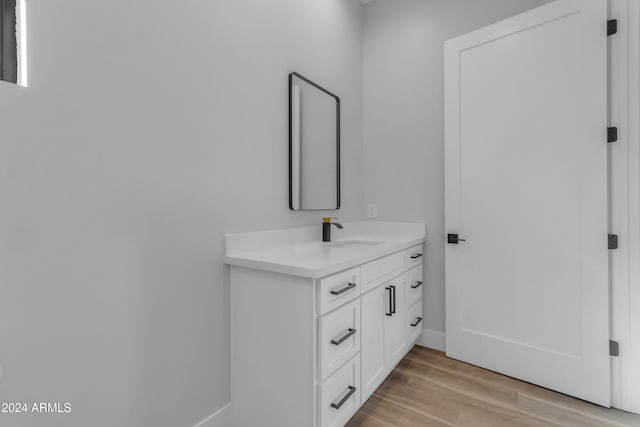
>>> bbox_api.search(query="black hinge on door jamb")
[608,127,618,143]
[610,340,620,357]
[608,19,618,36]
[608,234,619,250]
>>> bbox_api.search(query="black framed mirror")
[289,72,340,211]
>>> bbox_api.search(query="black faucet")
[322,217,343,242]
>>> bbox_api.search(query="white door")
[383,275,406,366]
[444,0,610,406]
[361,286,386,400]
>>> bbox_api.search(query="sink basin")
[324,240,384,248]
[288,240,384,255]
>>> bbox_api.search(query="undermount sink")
[288,239,385,255]
[324,240,384,248]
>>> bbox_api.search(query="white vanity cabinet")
[228,237,424,427]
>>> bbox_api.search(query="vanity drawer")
[318,353,361,427]
[406,299,423,343]
[407,244,424,267]
[406,265,423,309]
[360,251,405,293]
[318,299,361,381]
[318,267,361,315]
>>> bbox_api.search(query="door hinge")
[608,127,618,143]
[608,19,618,36]
[608,234,619,250]
[610,340,620,357]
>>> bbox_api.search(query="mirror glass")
[0,0,26,86]
[289,72,340,211]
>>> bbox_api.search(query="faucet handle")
[322,217,339,223]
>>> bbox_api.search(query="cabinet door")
[360,286,386,401]
[384,274,406,366]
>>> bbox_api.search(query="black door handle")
[385,287,392,316]
[447,234,466,244]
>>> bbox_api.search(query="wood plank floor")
[347,346,640,427]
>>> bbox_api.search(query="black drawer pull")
[411,281,423,289]
[331,328,356,346]
[411,317,423,327]
[331,282,356,296]
[331,385,357,410]
[410,253,423,259]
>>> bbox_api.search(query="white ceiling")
[360,0,377,4]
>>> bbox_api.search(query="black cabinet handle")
[410,253,423,259]
[390,285,396,314]
[331,386,356,410]
[411,281,423,289]
[411,317,423,327]
[331,328,356,346]
[385,287,392,316]
[331,282,356,296]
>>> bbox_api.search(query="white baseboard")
[416,328,446,352]
[193,403,232,427]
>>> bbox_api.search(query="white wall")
[0,1,363,426]
[362,0,551,338]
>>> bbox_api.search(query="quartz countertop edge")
[224,235,425,279]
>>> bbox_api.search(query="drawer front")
[406,299,423,343]
[406,265,424,309]
[360,251,405,293]
[318,267,361,315]
[318,300,361,381]
[319,354,361,427]
[407,244,424,267]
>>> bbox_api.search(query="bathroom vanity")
[225,222,425,427]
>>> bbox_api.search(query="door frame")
[610,0,640,413]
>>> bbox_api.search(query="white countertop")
[224,222,426,278]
